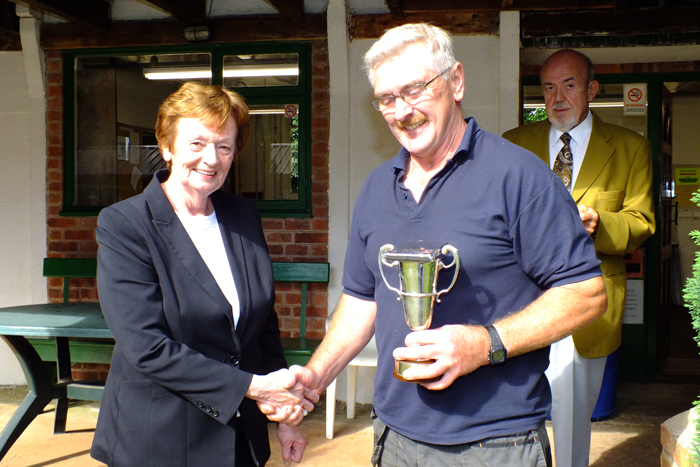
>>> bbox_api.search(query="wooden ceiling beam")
[7,0,110,31]
[0,28,20,50]
[143,0,207,24]
[0,0,19,51]
[385,0,405,18]
[521,5,700,37]
[264,0,304,21]
[399,0,618,11]
[0,0,18,34]
[40,13,327,50]
[351,11,499,40]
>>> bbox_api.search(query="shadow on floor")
[1,380,699,466]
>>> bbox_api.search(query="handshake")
[248,365,323,426]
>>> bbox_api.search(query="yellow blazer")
[503,113,655,358]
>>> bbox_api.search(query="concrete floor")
[0,380,699,467]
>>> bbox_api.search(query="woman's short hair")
[156,82,251,156]
[363,23,456,87]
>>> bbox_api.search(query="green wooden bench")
[274,262,330,366]
[28,258,327,429]
[32,258,113,372]
[34,259,329,368]
[33,258,109,433]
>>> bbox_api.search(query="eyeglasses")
[371,66,453,112]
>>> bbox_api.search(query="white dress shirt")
[548,111,593,190]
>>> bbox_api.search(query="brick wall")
[44,40,330,378]
[46,50,100,308]
[268,39,331,340]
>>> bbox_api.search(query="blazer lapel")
[211,192,252,337]
[146,171,236,330]
[528,122,551,166]
[571,114,615,203]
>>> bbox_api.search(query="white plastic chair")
[325,337,378,439]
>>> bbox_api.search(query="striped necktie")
[553,133,573,191]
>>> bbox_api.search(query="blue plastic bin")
[591,348,620,420]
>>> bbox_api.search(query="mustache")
[397,113,427,129]
[552,103,572,111]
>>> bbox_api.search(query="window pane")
[67,45,311,215]
[74,53,211,206]
[223,53,299,88]
[223,104,300,201]
[522,85,548,124]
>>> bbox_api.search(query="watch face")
[491,348,506,364]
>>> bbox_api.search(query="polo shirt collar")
[391,117,477,174]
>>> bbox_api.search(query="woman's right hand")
[247,368,318,425]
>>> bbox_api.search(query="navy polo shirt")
[342,117,601,445]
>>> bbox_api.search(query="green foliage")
[682,188,700,465]
[523,107,548,124]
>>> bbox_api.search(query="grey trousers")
[371,413,551,467]
[546,335,607,467]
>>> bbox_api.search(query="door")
[656,82,700,376]
[656,84,675,373]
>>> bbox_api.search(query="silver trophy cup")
[379,242,459,381]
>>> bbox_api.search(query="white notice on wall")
[623,84,647,116]
[623,279,644,324]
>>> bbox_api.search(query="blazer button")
[197,401,205,409]
[212,410,220,417]
[205,405,213,413]
[229,355,240,365]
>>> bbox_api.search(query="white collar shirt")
[548,110,593,190]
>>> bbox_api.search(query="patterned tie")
[553,133,573,191]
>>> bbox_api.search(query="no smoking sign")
[627,88,643,102]
[284,105,298,118]
[623,83,647,116]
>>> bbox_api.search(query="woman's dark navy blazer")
[91,170,286,467]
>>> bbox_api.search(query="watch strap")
[485,324,507,366]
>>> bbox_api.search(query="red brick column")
[268,39,331,339]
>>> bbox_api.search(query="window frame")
[61,41,312,217]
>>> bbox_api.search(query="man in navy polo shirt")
[294,23,606,467]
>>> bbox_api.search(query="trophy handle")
[378,244,403,299]
[435,244,459,302]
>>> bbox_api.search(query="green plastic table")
[0,302,110,461]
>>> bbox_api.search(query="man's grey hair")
[363,23,457,88]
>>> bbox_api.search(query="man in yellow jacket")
[503,49,655,467]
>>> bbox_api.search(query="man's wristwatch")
[485,324,507,366]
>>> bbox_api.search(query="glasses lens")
[402,84,427,102]
[373,95,396,110]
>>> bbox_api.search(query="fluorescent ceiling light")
[227,64,298,77]
[144,64,299,80]
[144,69,211,80]
[249,109,287,115]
